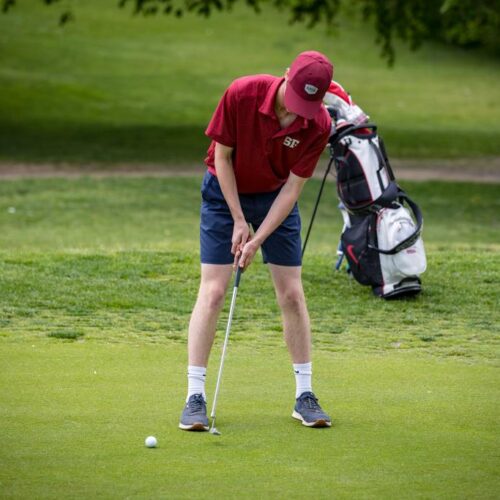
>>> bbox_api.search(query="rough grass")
[0,176,498,361]
[0,247,498,361]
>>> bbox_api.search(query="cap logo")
[304,84,318,95]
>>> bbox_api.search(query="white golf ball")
[145,436,157,448]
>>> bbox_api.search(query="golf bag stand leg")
[301,154,335,258]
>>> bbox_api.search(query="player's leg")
[268,264,331,428]
[259,200,331,428]
[180,172,235,431]
[268,264,310,364]
[188,263,233,369]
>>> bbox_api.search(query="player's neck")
[275,81,297,127]
[274,81,288,113]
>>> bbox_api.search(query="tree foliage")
[2,0,499,64]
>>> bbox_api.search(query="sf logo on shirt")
[283,136,300,149]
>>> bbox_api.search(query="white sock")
[187,365,206,401]
[293,362,312,399]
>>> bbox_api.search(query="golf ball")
[145,436,157,448]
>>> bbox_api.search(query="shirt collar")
[259,76,309,130]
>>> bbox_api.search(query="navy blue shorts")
[200,172,302,266]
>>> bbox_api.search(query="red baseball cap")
[284,51,333,119]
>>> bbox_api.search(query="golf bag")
[302,121,427,299]
[338,196,427,298]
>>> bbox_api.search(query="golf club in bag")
[302,121,427,299]
[209,266,242,435]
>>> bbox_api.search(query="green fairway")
[0,176,499,497]
[1,1,499,164]
[1,343,498,499]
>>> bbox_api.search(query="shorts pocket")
[201,172,216,201]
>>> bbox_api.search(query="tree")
[2,0,499,64]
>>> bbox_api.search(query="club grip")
[234,266,242,287]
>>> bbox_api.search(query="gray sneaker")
[179,394,209,431]
[292,391,331,428]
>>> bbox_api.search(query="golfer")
[180,51,333,430]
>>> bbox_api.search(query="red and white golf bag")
[331,123,427,298]
[303,82,427,298]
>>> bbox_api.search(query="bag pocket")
[337,175,374,209]
[341,215,383,287]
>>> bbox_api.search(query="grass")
[1,2,499,495]
[0,176,498,359]
[1,343,498,499]
[0,1,499,164]
[0,175,499,497]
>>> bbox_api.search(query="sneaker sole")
[178,422,209,431]
[292,410,331,428]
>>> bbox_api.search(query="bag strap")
[367,192,424,255]
[369,137,391,190]
[378,136,396,181]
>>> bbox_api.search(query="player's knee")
[277,287,305,311]
[203,284,227,312]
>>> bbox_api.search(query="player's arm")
[238,172,307,270]
[214,142,250,258]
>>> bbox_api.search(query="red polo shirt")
[204,75,331,194]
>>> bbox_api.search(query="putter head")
[209,416,220,435]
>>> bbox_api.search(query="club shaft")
[210,271,240,419]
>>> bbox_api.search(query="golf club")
[209,265,243,436]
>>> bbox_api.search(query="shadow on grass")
[1,121,499,165]
[0,122,210,165]
[378,127,500,158]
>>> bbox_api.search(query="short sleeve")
[205,82,238,148]
[291,128,330,178]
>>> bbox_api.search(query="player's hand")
[231,220,250,256]
[237,239,260,271]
